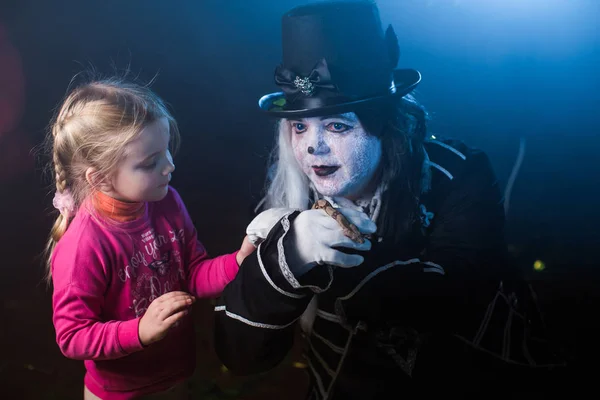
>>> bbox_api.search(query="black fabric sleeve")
[214,210,333,374]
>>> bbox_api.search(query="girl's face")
[289,112,382,200]
[107,117,175,202]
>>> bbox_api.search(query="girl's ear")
[85,167,113,192]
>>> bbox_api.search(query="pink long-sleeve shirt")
[51,186,239,399]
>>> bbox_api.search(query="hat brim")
[258,68,421,118]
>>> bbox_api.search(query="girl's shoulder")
[51,208,113,289]
[57,205,107,249]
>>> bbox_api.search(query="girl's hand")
[236,235,256,266]
[138,291,195,346]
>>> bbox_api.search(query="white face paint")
[290,112,382,200]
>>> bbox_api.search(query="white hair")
[264,120,313,210]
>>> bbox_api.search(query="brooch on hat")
[293,76,315,96]
[275,58,337,101]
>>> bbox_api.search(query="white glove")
[246,208,295,247]
[286,208,377,276]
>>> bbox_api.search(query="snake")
[312,199,365,244]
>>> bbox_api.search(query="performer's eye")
[326,122,351,133]
[291,122,307,133]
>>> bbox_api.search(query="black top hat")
[258,0,421,118]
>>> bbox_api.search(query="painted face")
[109,117,175,202]
[289,112,382,200]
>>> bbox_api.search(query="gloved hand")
[285,208,377,277]
[246,207,295,247]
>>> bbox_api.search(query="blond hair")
[43,76,180,283]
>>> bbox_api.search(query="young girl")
[45,77,254,399]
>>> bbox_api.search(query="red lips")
[312,166,339,177]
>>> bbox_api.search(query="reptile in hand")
[312,199,365,244]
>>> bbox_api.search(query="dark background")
[0,0,598,398]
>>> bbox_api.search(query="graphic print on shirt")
[118,227,187,317]
[148,251,171,276]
